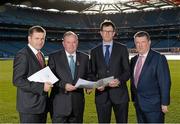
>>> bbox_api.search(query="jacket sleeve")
[157,55,171,105]
[89,50,98,81]
[130,58,136,102]
[13,52,44,95]
[118,46,131,83]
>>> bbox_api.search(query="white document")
[75,78,96,89]
[75,76,114,89]
[96,76,114,87]
[28,66,59,84]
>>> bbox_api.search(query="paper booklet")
[28,66,59,84]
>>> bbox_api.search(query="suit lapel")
[138,50,153,85]
[74,52,80,80]
[98,44,107,67]
[108,42,116,67]
[27,46,43,69]
[131,55,138,86]
[62,50,74,81]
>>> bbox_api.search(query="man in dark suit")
[13,26,52,123]
[48,31,89,123]
[130,31,171,123]
[90,20,130,123]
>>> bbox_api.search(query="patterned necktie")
[36,51,44,68]
[104,45,110,65]
[69,55,75,79]
[134,56,144,87]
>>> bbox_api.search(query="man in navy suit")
[90,20,130,123]
[130,31,171,123]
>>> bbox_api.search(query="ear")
[28,36,31,42]
[112,31,116,36]
[149,40,151,45]
[62,41,65,47]
[100,31,103,36]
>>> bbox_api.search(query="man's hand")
[97,86,105,91]
[86,89,93,94]
[108,79,120,88]
[44,82,53,92]
[65,83,76,92]
[161,105,168,113]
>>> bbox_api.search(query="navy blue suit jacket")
[90,42,130,104]
[130,49,171,112]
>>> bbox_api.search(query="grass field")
[0,60,180,123]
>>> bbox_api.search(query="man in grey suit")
[13,26,52,123]
[90,20,130,123]
[48,31,89,123]
[130,31,171,123]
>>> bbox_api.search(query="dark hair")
[100,19,116,31]
[28,25,46,36]
[133,31,150,41]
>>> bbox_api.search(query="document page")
[75,76,114,88]
[28,66,59,84]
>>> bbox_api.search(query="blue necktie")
[69,55,75,79]
[104,45,110,65]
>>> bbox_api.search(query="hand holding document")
[28,66,59,84]
[75,76,114,89]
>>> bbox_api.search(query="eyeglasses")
[101,30,114,34]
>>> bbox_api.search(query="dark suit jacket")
[130,49,171,112]
[48,50,89,116]
[90,41,130,104]
[13,45,48,114]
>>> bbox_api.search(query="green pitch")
[0,60,179,123]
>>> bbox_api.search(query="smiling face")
[134,36,151,55]
[63,34,78,54]
[100,25,115,43]
[28,31,45,51]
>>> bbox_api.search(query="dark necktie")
[104,45,110,65]
[36,51,44,68]
[69,55,75,79]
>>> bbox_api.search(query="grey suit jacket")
[13,45,48,114]
[48,50,89,116]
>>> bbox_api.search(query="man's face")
[28,32,45,51]
[100,26,115,43]
[134,36,151,55]
[63,35,78,54]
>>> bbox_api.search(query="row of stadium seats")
[0,5,179,28]
[0,4,179,58]
[1,39,179,58]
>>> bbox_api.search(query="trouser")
[96,100,129,123]
[135,103,165,123]
[19,112,47,123]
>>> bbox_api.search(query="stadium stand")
[0,4,180,57]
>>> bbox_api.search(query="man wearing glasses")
[89,20,130,123]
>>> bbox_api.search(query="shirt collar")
[28,43,39,55]
[139,49,149,58]
[65,50,76,57]
[103,41,113,46]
